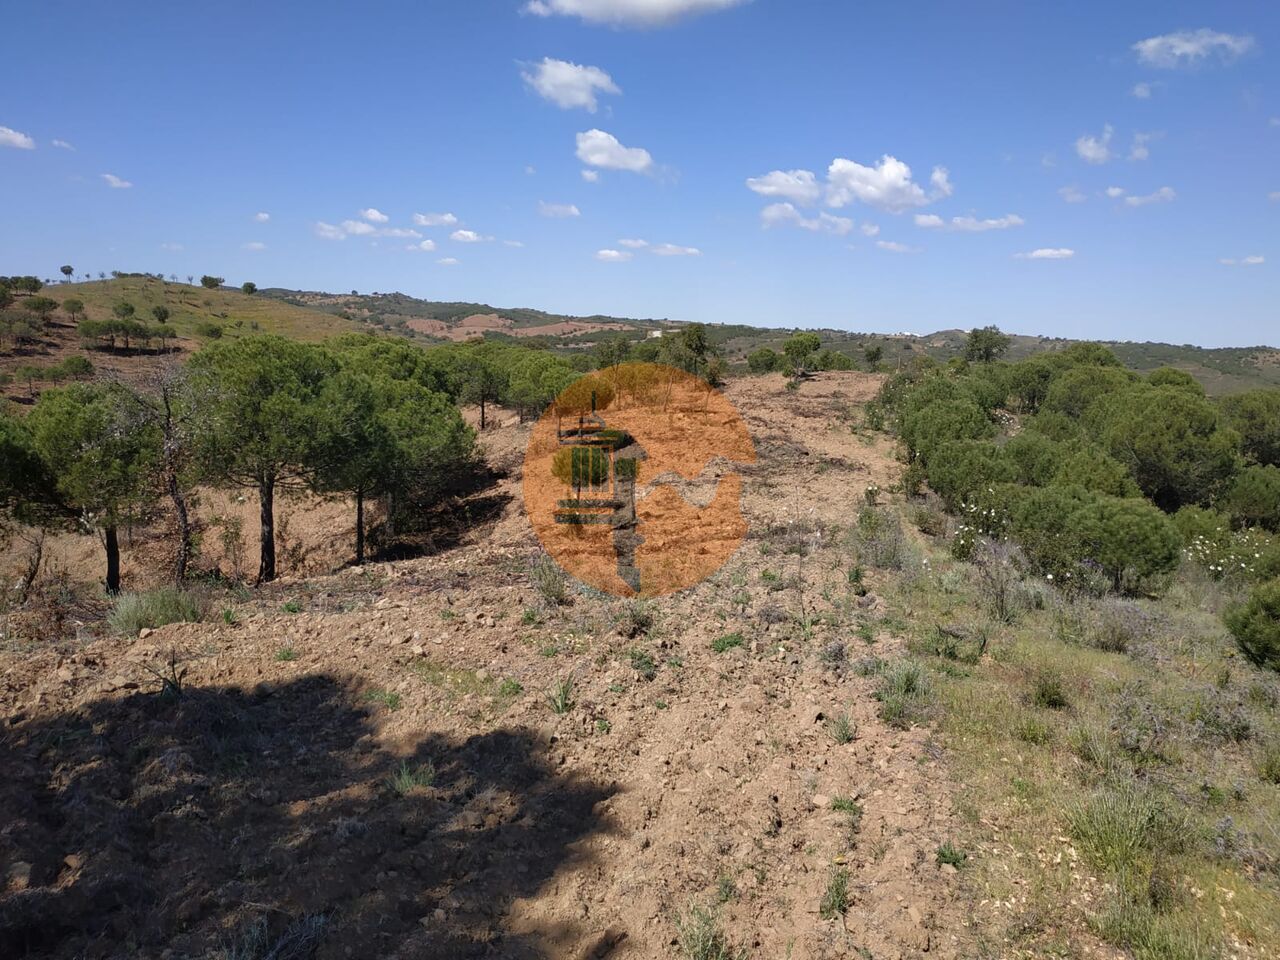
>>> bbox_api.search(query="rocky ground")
[1,372,981,959]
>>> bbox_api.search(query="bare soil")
[1,372,979,958]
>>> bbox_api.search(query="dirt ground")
[1,372,982,958]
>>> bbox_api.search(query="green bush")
[925,440,1016,510]
[108,587,204,636]
[902,398,995,464]
[1004,432,1063,486]
[1070,496,1181,592]
[746,347,781,374]
[1225,579,1280,671]
[1220,388,1280,468]
[1146,367,1204,395]
[1051,445,1141,498]
[1223,465,1280,532]
[1042,366,1134,420]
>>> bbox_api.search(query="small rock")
[6,861,32,890]
[475,668,490,681]
[940,862,957,875]
[812,794,830,808]
[63,853,84,871]
[139,627,153,639]
[411,645,425,657]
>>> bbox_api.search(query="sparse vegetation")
[107,587,203,636]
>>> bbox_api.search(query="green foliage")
[1069,495,1181,591]
[782,331,821,375]
[0,413,54,519]
[924,440,1016,510]
[151,305,170,324]
[1052,444,1142,498]
[746,347,781,374]
[241,281,257,295]
[1146,366,1204,395]
[387,760,435,794]
[875,658,932,729]
[963,324,1011,363]
[936,842,968,868]
[1221,388,1280,467]
[1223,465,1280,532]
[1005,357,1054,412]
[674,905,745,960]
[108,587,203,636]
[711,631,744,653]
[1224,579,1280,671]
[902,397,995,464]
[200,275,224,289]
[818,868,850,919]
[22,295,58,319]
[1042,365,1135,419]
[1069,782,1187,875]
[814,348,854,371]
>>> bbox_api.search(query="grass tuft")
[108,587,203,636]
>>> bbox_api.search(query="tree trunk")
[480,396,487,430]
[104,525,121,595]
[355,489,365,565]
[168,470,192,584]
[257,478,276,583]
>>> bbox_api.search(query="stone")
[812,794,831,808]
[6,861,32,890]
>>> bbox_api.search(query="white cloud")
[522,0,748,27]
[160,242,184,251]
[1131,82,1152,99]
[581,169,600,182]
[1219,255,1265,266]
[408,239,437,252]
[521,57,620,113]
[651,243,701,256]
[525,165,537,175]
[595,249,633,262]
[760,202,853,235]
[101,172,132,188]
[826,155,949,213]
[1015,248,1075,260]
[539,200,581,218]
[1075,125,1113,164]
[314,221,345,240]
[451,229,491,243]
[253,211,270,222]
[576,129,653,173]
[1124,186,1176,207]
[242,241,266,251]
[618,238,649,248]
[504,239,525,248]
[0,125,35,149]
[876,240,919,254]
[437,257,459,266]
[1105,186,1126,198]
[341,219,377,236]
[1059,185,1087,203]
[378,227,422,238]
[746,169,821,205]
[413,212,458,227]
[913,212,1024,232]
[51,138,75,150]
[1133,29,1255,68]
[360,207,389,223]
[860,223,880,237]
[1129,132,1155,161]
[1270,191,1280,202]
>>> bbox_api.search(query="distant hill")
[4,276,1277,399]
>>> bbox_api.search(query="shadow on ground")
[1,673,614,959]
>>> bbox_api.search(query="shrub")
[1221,388,1280,468]
[1029,668,1070,710]
[1223,464,1280,532]
[386,760,435,795]
[902,398,995,464]
[1004,431,1063,485]
[818,868,850,919]
[1224,579,1280,671]
[746,347,781,374]
[530,555,569,605]
[1052,445,1141,498]
[971,538,1027,623]
[712,631,744,653]
[194,320,223,339]
[925,440,1016,510]
[618,600,655,638]
[108,587,203,636]
[1090,598,1157,653]
[674,905,745,960]
[1069,496,1180,593]
[1042,365,1135,420]
[936,842,968,867]
[851,505,906,569]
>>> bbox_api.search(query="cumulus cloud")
[242,241,266,251]
[521,57,620,112]
[1105,186,1126,198]
[876,240,919,254]
[595,249,633,262]
[576,129,653,173]
[1129,132,1155,161]
[1131,82,1153,99]
[581,169,600,182]
[378,227,422,238]
[1124,186,1176,207]
[1133,29,1254,68]
[504,239,525,248]
[408,239,437,252]
[360,207,389,223]
[414,212,458,227]
[341,219,378,236]
[451,229,492,243]
[826,155,950,213]
[522,0,748,27]
[746,169,821,205]
[0,125,35,149]
[618,238,649,248]
[913,212,1024,232]
[1075,125,1113,164]
[760,202,853,235]
[1219,255,1265,266]
[314,221,345,240]
[437,257,459,266]
[1015,248,1075,260]
[538,201,581,218]
[1059,185,1087,203]
[650,243,701,256]
[51,138,75,150]
[101,173,132,188]
[860,223,880,237]
[253,211,270,222]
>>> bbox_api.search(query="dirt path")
[1,372,978,958]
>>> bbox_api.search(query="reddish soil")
[1,372,978,959]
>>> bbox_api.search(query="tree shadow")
[0,674,616,958]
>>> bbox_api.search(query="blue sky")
[1,1,1277,346]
